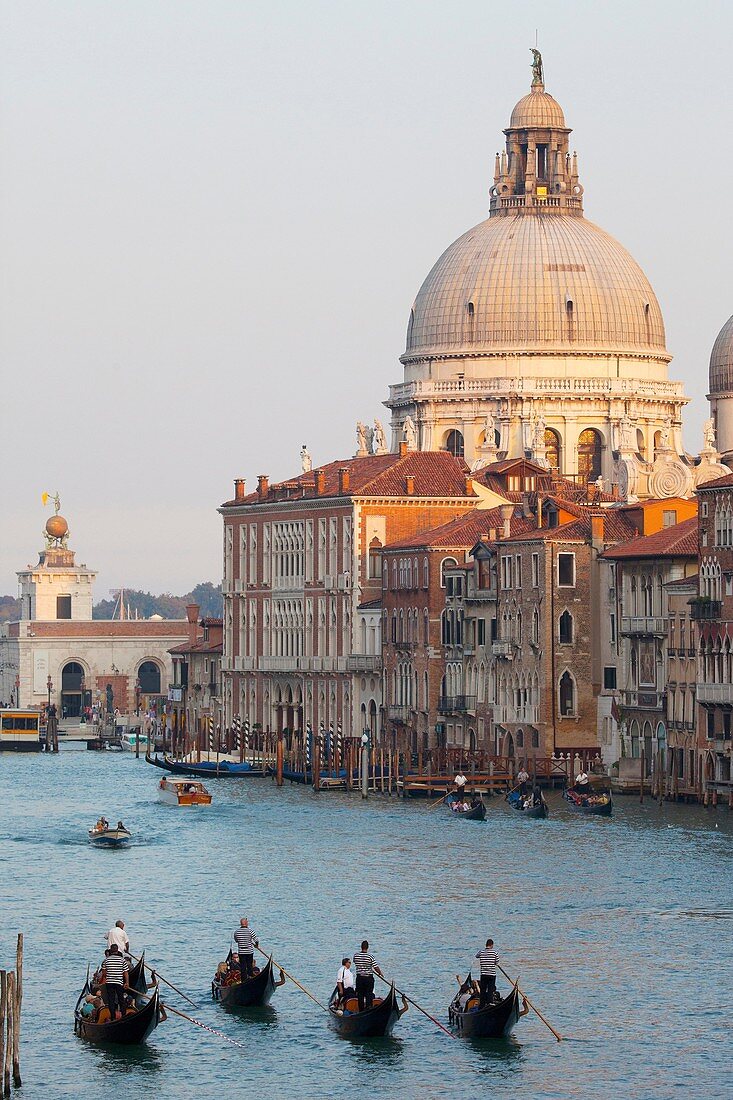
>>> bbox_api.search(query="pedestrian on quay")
[233,917,258,979]
[353,940,383,1012]
[101,943,129,1021]
[474,938,499,1007]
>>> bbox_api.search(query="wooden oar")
[428,791,449,809]
[132,988,247,1049]
[375,972,456,1039]
[496,964,563,1042]
[129,953,199,1009]
[255,947,328,1012]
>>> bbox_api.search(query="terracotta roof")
[358,598,382,610]
[601,517,698,560]
[696,472,733,491]
[385,506,535,551]
[169,640,223,656]
[222,450,473,507]
[505,510,638,544]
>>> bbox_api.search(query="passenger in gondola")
[335,957,355,1007]
[353,940,383,1011]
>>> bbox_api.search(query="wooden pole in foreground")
[0,974,6,1098]
[276,734,284,787]
[4,971,13,1097]
[496,964,562,1042]
[12,937,21,1088]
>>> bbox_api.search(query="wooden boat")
[448,975,521,1039]
[448,798,486,821]
[328,983,405,1038]
[508,791,549,819]
[146,752,266,778]
[211,954,279,1008]
[563,779,612,816]
[88,823,131,848]
[74,955,162,1045]
[157,776,212,806]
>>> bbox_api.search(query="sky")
[1,0,731,598]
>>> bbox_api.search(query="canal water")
[1,746,731,1099]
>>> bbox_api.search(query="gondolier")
[101,943,129,1021]
[106,920,129,955]
[233,917,258,978]
[353,940,383,1011]
[474,938,499,1007]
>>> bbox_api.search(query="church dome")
[403,212,668,362]
[509,87,566,129]
[709,314,733,395]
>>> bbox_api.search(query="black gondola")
[508,791,549,819]
[212,954,279,1008]
[448,799,487,821]
[448,975,521,1039]
[328,983,404,1038]
[73,954,162,1045]
[563,779,613,816]
[145,752,267,778]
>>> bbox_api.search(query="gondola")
[211,954,280,1008]
[563,779,613,816]
[507,791,549,819]
[328,983,405,1038]
[448,798,486,821]
[145,752,267,778]
[73,954,162,1045]
[448,975,521,1039]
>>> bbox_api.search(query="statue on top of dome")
[530,48,544,86]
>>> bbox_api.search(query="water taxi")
[157,776,212,806]
[88,821,132,848]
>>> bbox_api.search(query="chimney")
[234,478,246,502]
[404,475,415,495]
[314,470,326,495]
[537,494,543,528]
[185,603,200,646]
[257,474,269,500]
[398,441,408,458]
[488,527,497,543]
[465,476,474,496]
[522,491,533,518]
[500,504,513,539]
[591,515,604,543]
[338,468,350,494]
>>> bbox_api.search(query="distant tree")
[0,595,22,622]
[93,582,222,620]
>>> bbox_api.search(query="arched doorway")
[544,428,561,474]
[138,661,161,694]
[61,661,85,718]
[577,428,602,483]
[445,430,464,458]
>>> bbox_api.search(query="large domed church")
[384,53,729,499]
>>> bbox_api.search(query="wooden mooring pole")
[12,938,21,1089]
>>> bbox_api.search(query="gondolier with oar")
[233,917,258,979]
[474,938,499,1007]
[353,940,384,1012]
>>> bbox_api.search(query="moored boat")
[73,954,163,1045]
[88,823,131,848]
[328,983,406,1038]
[211,953,283,1008]
[157,776,212,806]
[146,752,266,778]
[448,975,521,1039]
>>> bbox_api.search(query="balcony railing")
[438,695,477,714]
[620,616,668,636]
[491,641,515,658]
[689,599,723,621]
[345,655,382,672]
[696,682,733,706]
[493,705,540,725]
[621,690,664,710]
[386,705,410,723]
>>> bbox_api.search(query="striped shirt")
[103,954,129,986]
[474,949,499,976]
[233,928,257,955]
[353,951,375,977]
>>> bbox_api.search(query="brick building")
[169,607,223,749]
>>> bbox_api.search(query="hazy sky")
[2,0,731,598]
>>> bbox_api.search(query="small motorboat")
[88,821,131,848]
[448,974,522,1039]
[328,983,407,1038]
[563,777,612,816]
[157,776,212,806]
[211,953,284,1008]
[73,953,163,1045]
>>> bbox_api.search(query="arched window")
[559,671,575,716]
[440,557,458,587]
[577,428,602,483]
[558,610,573,644]
[138,661,161,694]
[445,430,464,458]
[423,557,429,588]
[516,728,524,748]
[544,428,561,474]
[531,728,540,749]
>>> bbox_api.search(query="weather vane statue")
[530,47,544,86]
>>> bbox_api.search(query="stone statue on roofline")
[403,415,417,450]
[356,421,368,457]
[373,420,388,454]
[530,48,544,86]
[702,417,717,453]
[300,444,312,472]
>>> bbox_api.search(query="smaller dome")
[710,314,733,395]
[509,86,566,129]
[46,515,68,539]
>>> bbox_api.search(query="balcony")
[620,616,668,637]
[387,705,410,723]
[696,682,733,706]
[689,598,723,622]
[346,655,382,673]
[208,682,218,696]
[438,695,477,714]
[491,641,515,658]
[621,690,664,710]
[493,705,540,725]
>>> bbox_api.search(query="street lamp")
[14,675,20,708]
[80,675,86,723]
[47,675,53,713]
[135,678,141,716]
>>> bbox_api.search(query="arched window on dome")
[636,428,645,456]
[544,428,561,474]
[444,430,464,458]
[577,428,602,483]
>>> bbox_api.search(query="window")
[423,558,429,588]
[610,613,616,644]
[559,671,575,716]
[515,556,522,588]
[701,501,708,518]
[558,610,573,644]
[577,428,602,483]
[477,619,486,646]
[724,712,732,740]
[478,557,491,590]
[603,666,617,690]
[56,595,72,619]
[558,553,575,587]
[727,576,733,597]
[531,553,539,588]
[531,729,539,749]
[368,538,382,579]
[707,711,715,739]
[663,509,678,528]
[440,557,458,587]
[516,728,524,748]
[531,608,539,644]
[445,430,464,457]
